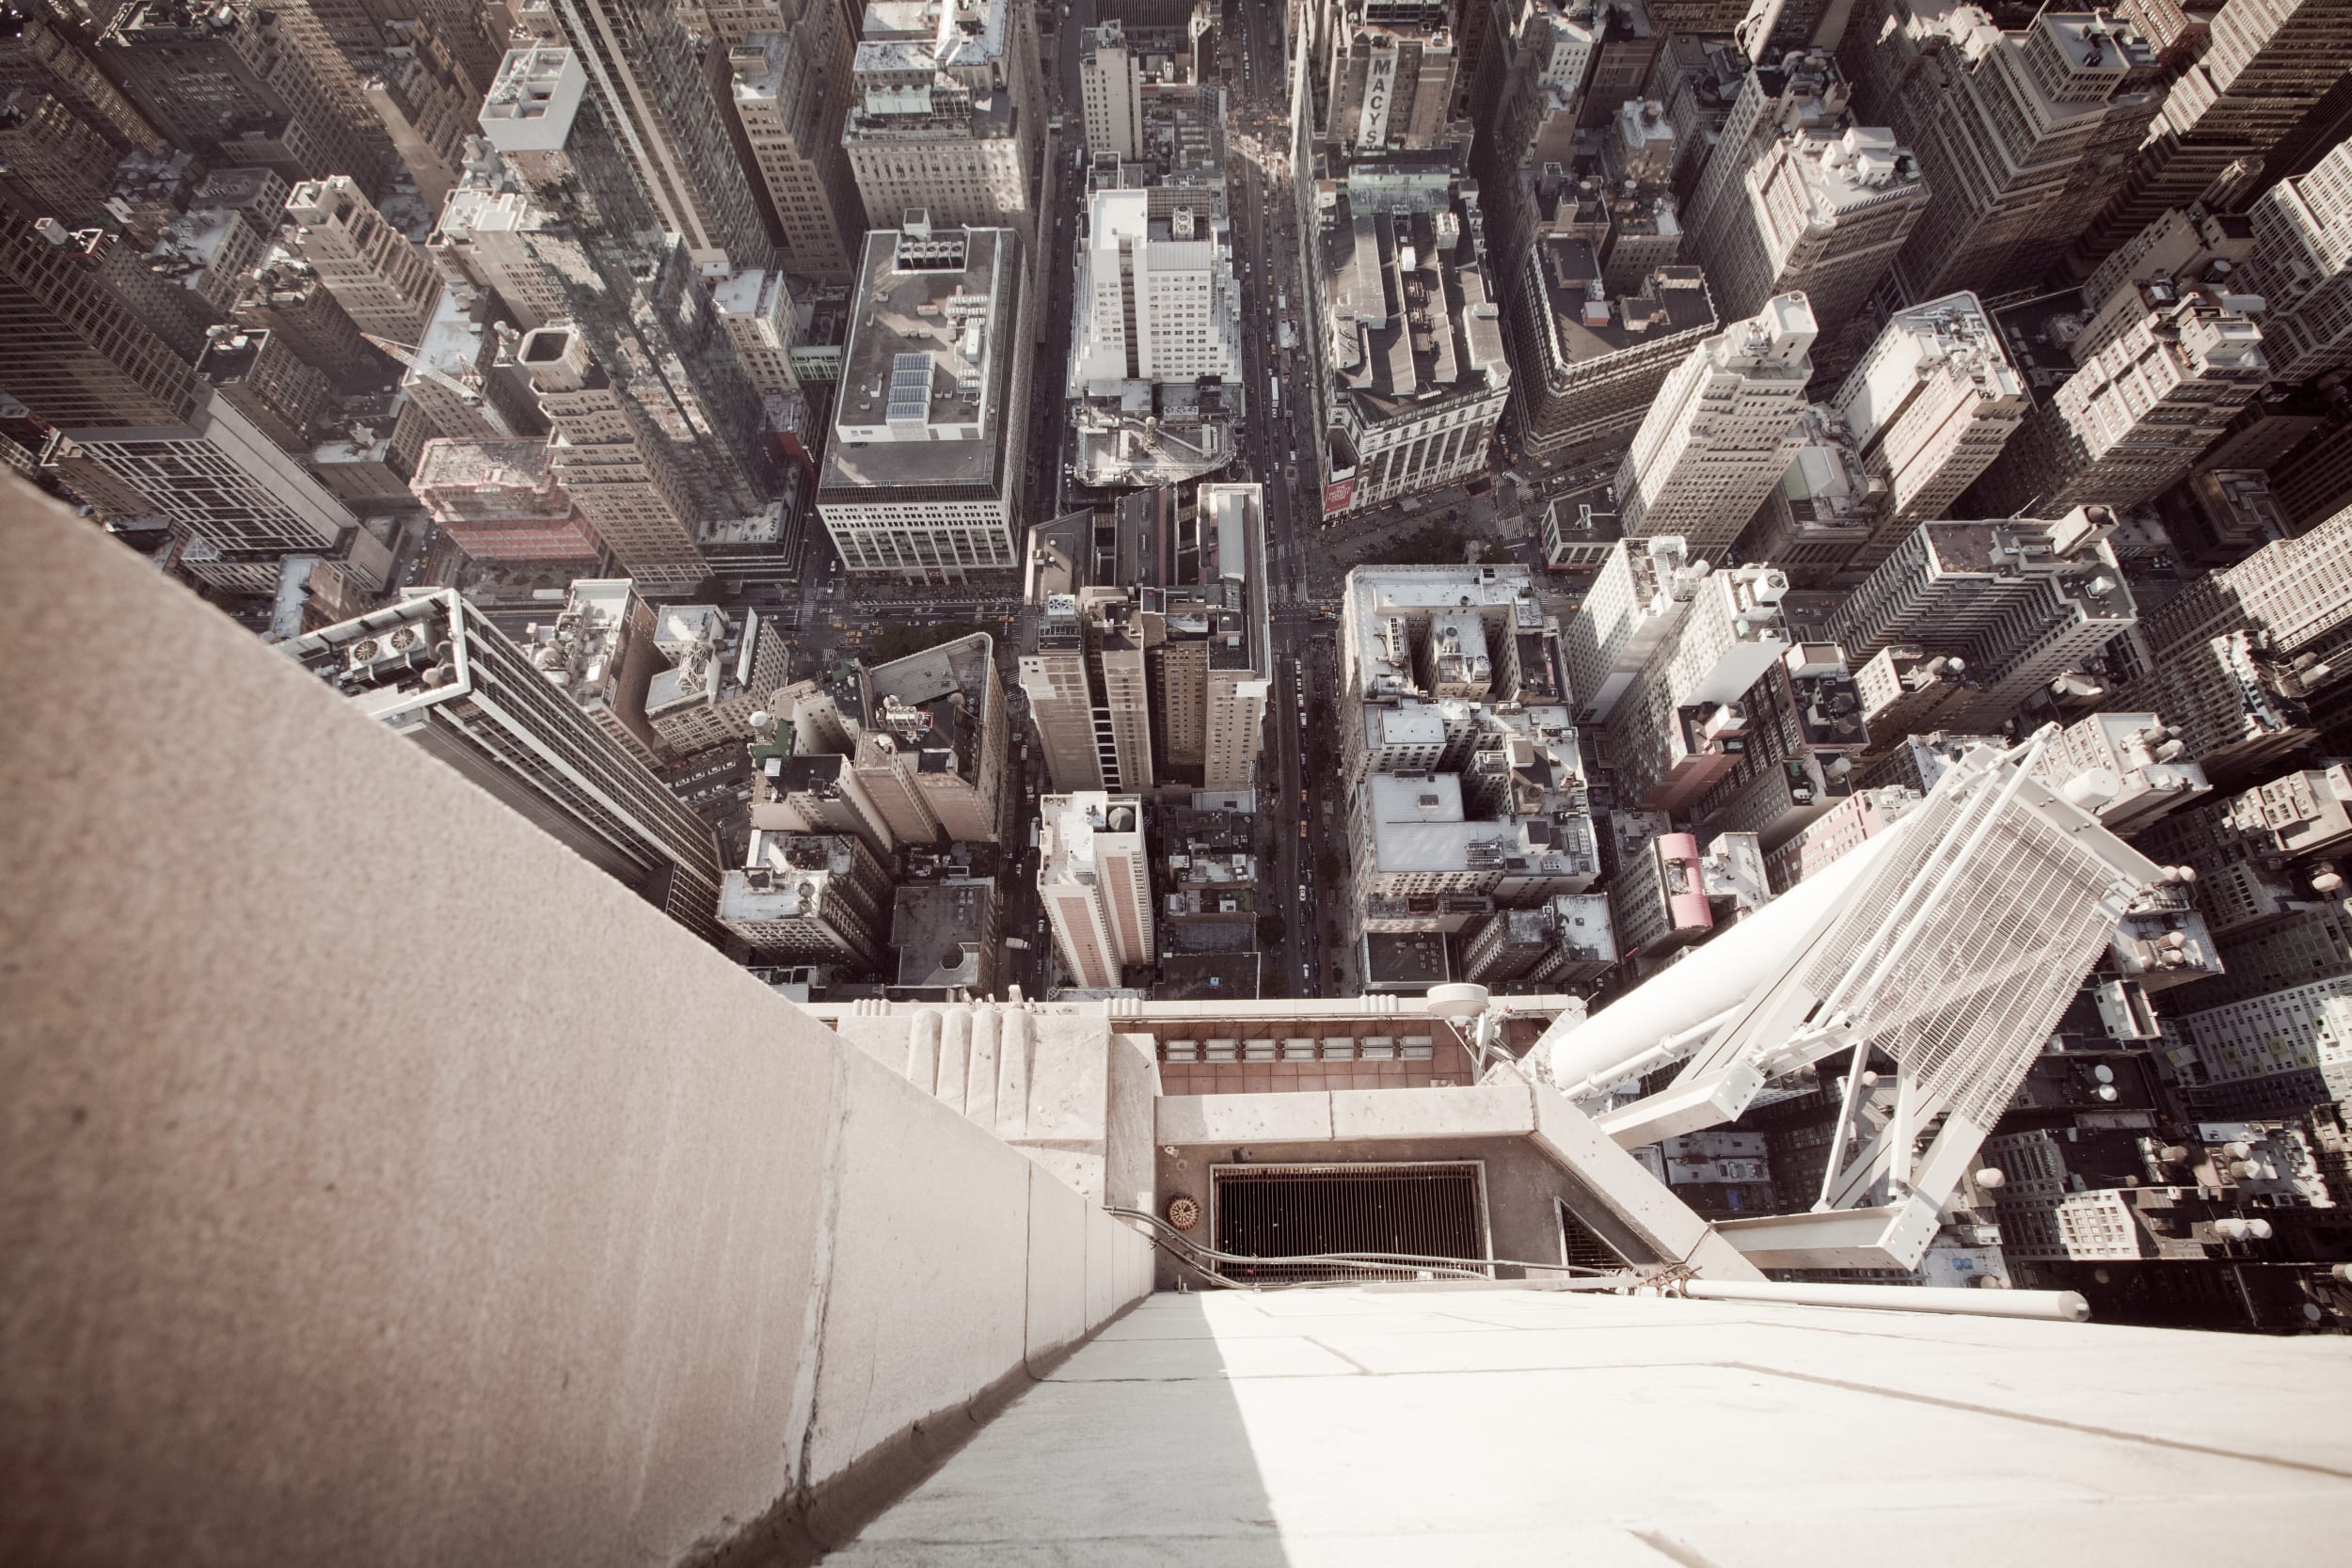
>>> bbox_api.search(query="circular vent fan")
[349,638,380,661]
[1166,1195,1200,1231]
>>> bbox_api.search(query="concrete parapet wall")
[0,480,1151,1568]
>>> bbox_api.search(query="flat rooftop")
[1531,240,1714,367]
[823,226,1020,495]
[834,1286,2352,1562]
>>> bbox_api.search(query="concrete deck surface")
[829,1284,2352,1566]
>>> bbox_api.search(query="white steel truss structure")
[1530,730,2167,1269]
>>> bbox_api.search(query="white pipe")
[1681,1279,2090,1323]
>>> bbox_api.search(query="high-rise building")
[0,209,201,429]
[516,324,710,597]
[474,47,781,531]
[840,0,1042,246]
[1316,162,1511,518]
[2165,975,2352,1119]
[2029,709,2213,836]
[1692,641,1872,851]
[195,325,334,452]
[1850,644,1977,759]
[283,176,440,342]
[1560,534,1709,725]
[1022,510,1154,794]
[540,0,772,270]
[1039,792,1154,990]
[1323,0,1462,150]
[1605,562,1794,811]
[520,578,670,768]
[2134,502,2352,672]
[1969,284,2267,518]
[1078,20,1142,159]
[234,253,397,395]
[816,221,1028,580]
[1825,511,2138,730]
[1677,47,1851,258]
[1839,4,2164,301]
[1072,185,1243,396]
[1613,293,1816,555]
[855,633,1009,846]
[280,590,726,944]
[726,21,863,282]
[2235,138,2352,385]
[407,436,601,564]
[1731,405,1885,585]
[2074,203,2258,361]
[362,13,489,213]
[95,2,394,193]
[2069,0,2352,273]
[0,4,167,157]
[0,87,120,222]
[1693,121,1929,384]
[717,830,893,967]
[644,602,788,758]
[1159,483,1272,792]
[1502,223,1717,461]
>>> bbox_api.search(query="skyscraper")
[473,45,780,529]
[1826,293,2026,581]
[280,589,726,945]
[1826,512,2139,729]
[2236,137,2352,385]
[2069,0,2352,273]
[1072,186,1243,396]
[283,177,441,341]
[516,324,711,597]
[540,0,772,270]
[1561,535,1709,725]
[1692,121,1929,383]
[1613,293,1817,556]
[726,24,863,282]
[1840,5,2164,300]
[1604,562,1796,812]
[1039,792,1154,989]
[1078,20,1143,159]
[1969,285,2267,518]
[840,0,1042,246]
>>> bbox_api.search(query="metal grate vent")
[1211,1163,1488,1282]
[1557,1200,1631,1273]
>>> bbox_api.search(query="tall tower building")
[727,24,863,282]
[1828,292,2027,582]
[1021,512,1154,794]
[840,0,1042,246]
[1,202,356,580]
[815,222,1028,580]
[1613,293,1817,556]
[95,3,394,193]
[283,177,440,341]
[2236,137,2352,385]
[516,324,709,597]
[1072,186,1243,394]
[1840,5,2164,301]
[1324,2,1461,151]
[1561,535,1709,725]
[0,87,121,223]
[1038,792,1154,990]
[1078,20,1142,159]
[474,46,780,528]
[1605,562,1796,812]
[2069,0,2352,273]
[1694,121,1930,383]
[540,0,771,270]
[1969,285,2267,518]
[234,252,398,394]
[0,209,200,429]
[1678,48,1851,255]
[716,830,892,968]
[1826,511,2138,729]
[0,4,168,156]
[280,591,726,946]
